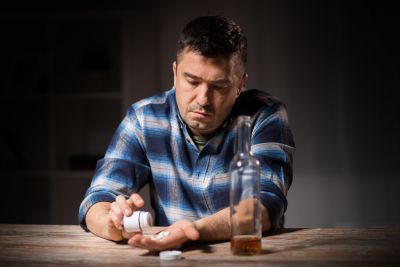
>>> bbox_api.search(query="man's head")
[176,15,247,79]
[174,15,248,137]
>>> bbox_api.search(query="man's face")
[174,49,247,137]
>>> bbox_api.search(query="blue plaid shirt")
[79,88,295,231]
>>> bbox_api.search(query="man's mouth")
[192,111,211,117]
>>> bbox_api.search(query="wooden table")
[0,225,399,266]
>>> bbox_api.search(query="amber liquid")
[231,236,261,256]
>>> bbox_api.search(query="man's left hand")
[127,219,200,252]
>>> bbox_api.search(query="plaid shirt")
[79,88,295,231]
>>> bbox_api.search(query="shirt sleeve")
[78,107,151,231]
[251,100,295,229]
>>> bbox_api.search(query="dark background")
[0,0,399,228]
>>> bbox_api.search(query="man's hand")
[86,194,145,241]
[127,219,199,252]
[127,204,270,252]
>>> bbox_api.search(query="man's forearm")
[193,204,271,243]
[194,207,231,242]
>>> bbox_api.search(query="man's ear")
[173,61,177,88]
[237,73,248,98]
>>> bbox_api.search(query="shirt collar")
[176,113,185,129]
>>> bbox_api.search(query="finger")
[141,231,186,251]
[153,235,186,251]
[127,232,144,245]
[106,210,116,228]
[109,209,123,230]
[131,236,166,252]
[126,232,143,244]
[128,193,144,208]
[110,202,124,229]
[184,225,200,240]
[115,195,133,217]
[141,237,165,251]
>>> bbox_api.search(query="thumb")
[184,223,200,241]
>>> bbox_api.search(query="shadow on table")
[180,244,275,256]
[115,239,129,245]
[178,241,276,255]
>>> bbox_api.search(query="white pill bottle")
[123,211,153,232]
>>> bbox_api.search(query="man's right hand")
[86,193,145,241]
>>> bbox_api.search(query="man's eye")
[188,81,198,86]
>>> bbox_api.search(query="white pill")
[151,237,156,241]
[157,232,164,239]
[164,231,170,236]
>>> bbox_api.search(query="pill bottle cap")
[140,211,152,231]
[160,250,182,261]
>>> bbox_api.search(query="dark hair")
[176,15,247,78]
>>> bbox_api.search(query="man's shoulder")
[127,88,176,119]
[235,88,285,115]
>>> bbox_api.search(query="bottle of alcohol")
[230,116,262,256]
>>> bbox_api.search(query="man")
[79,15,294,251]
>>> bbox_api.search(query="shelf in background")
[0,170,49,178]
[52,170,95,179]
[0,11,126,225]
[0,94,49,101]
[0,92,122,100]
[53,92,122,100]
[0,170,95,179]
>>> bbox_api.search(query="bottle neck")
[237,116,251,156]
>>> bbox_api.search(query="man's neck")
[190,133,213,151]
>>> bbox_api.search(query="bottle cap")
[159,250,182,261]
[123,211,153,232]
[139,211,152,231]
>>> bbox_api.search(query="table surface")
[0,224,399,267]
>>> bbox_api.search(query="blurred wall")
[147,0,399,228]
[1,0,399,228]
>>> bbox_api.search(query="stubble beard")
[185,103,216,132]
[187,119,214,132]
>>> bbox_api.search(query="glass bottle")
[230,116,262,255]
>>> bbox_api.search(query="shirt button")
[201,206,207,212]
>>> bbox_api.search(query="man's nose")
[196,84,211,107]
